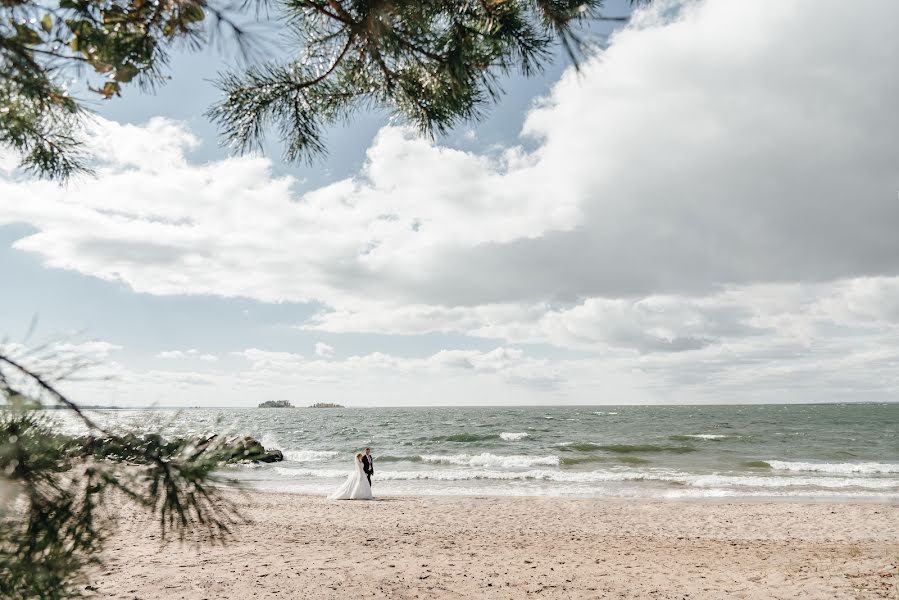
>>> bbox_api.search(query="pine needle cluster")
[0,0,245,179]
[0,350,250,599]
[209,0,620,163]
[2,0,628,180]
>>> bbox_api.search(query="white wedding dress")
[328,456,373,500]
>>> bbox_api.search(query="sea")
[47,404,899,501]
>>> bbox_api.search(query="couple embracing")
[328,447,375,500]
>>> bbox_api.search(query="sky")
[2,0,899,407]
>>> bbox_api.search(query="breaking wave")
[559,443,696,454]
[766,461,899,475]
[269,466,899,490]
[282,450,340,462]
[419,453,559,468]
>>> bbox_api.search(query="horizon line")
[10,400,898,410]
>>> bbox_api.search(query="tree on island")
[258,399,294,408]
[1,0,638,596]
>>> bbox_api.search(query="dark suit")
[362,454,373,485]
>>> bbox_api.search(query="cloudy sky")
[2,0,898,407]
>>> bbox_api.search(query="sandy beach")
[88,491,899,599]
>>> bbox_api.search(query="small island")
[258,400,294,408]
[256,401,344,408]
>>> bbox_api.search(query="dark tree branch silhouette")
[1,0,637,179]
[0,348,254,599]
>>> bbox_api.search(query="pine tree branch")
[295,30,355,90]
[0,354,104,434]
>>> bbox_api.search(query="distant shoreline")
[13,400,899,410]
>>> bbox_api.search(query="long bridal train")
[328,455,373,500]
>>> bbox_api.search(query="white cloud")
[2,0,898,405]
[157,349,218,362]
[314,342,335,358]
[0,124,576,306]
[814,278,899,326]
[1,340,122,367]
[0,0,899,309]
[237,348,305,371]
[0,340,123,402]
[52,340,123,358]
[49,345,573,407]
[52,327,899,407]
[235,346,542,381]
[2,0,896,311]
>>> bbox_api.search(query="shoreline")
[92,489,899,599]
[34,401,899,409]
[225,483,899,505]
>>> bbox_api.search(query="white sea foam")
[686,474,898,490]
[268,466,899,493]
[282,449,340,462]
[682,434,728,440]
[767,461,899,475]
[260,433,283,450]
[660,488,899,500]
[260,479,899,501]
[274,466,349,478]
[420,453,559,468]
[271,466,654,482]
[500,432,529,441]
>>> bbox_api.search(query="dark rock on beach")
[71,433,284,464]
[258,448,284,463]
[226,436,284,463]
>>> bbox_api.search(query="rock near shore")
[76,433,284,464]
[226,436,284,463]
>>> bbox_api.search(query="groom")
[362,447,374,486]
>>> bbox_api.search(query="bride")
[328,452,373,500]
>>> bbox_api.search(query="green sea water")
[50,403,899,500]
